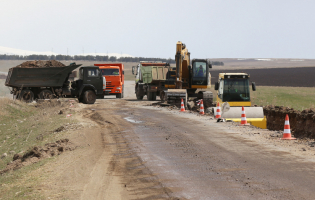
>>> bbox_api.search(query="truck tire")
[116,93,122,98]
[39,89,54,99]
[19,89,34,103]
[83,90,96,104]
[147,91,152,100]
[147,91,156,101]
[136,87,143,100]
[151,92,156,101]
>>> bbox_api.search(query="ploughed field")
[211,67,315,87]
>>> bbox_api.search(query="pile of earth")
[14,60,65,68]
[0,139,75,174]
[264,106,315,139]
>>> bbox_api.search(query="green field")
[251,86,315,111]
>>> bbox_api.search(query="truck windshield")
[192,61,207,85]
[223,79,250,102]
[101,69,119,76]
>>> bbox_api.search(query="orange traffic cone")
[199,99,204,115]
[215,102,221,118]
[281,114,296,140]
[240,106,250,126]
[180,98,185,112]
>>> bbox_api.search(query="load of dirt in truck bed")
[14,60,65,68]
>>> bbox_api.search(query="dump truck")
[214,73,267,129]
[5,63,105,104]
[94,63,124,98]
[132,61,172,100]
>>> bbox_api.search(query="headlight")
[116,87,121,89]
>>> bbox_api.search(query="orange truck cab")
[94,63,124,98]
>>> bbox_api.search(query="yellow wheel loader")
[214,73,267,129]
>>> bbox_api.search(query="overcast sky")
[1,0,315,58]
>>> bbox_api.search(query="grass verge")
[251,86,315,111]
[0,98,75,199]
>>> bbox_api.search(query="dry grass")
[0,98,77,199]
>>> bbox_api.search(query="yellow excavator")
[214,73,267,129]
[164,41,213,107]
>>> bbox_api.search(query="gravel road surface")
[39,81,315,199]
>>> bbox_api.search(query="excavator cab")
[191,59,211,88]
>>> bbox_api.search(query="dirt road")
[38,81,315,199]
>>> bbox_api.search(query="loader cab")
[214,73,256,107]
[191,59,211,88]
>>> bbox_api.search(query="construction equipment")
[94,63,124,98]
[5,63,105,104]
[132,61,170,101]
[214,73,267,129]
[165,41,213,108]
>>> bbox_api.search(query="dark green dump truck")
[5,63,105,104]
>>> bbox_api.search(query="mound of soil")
[14,60,65,68]
[0,139,75,174]
[264,106,315,139]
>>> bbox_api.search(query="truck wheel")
[151,92,156,101]
[19,89,34,103]
[136,87,143,100]
[147,91,156,101]
[83,90,96,104]
[147,91,152,100]
[122,85,124,98]
[116,93,122,98]
[39,89,54,99]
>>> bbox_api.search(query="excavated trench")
[264,106,315,139]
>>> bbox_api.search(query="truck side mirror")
[132,66,135,75]
[215,82,219,90]
[209,64,212,69]
[252,82,256,91]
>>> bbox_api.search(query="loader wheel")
[83,90,96,104]
[19,89,34,103]
[39,89,54,99]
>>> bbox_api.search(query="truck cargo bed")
[5,64,81,88]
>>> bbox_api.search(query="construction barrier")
[180,99,185,112]
[199,99,204,115]
[240,106,250,126]
[281,114,296,140]
[215,102,221,119]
